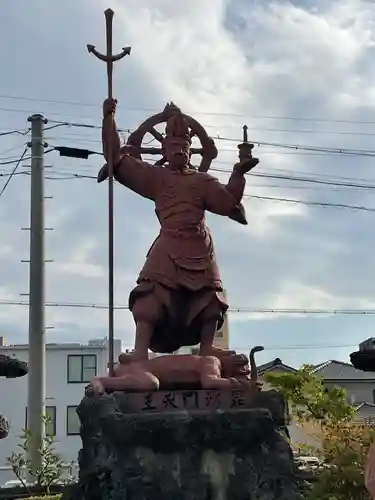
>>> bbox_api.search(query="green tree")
[264,367,375,500]
[264,365,355,425]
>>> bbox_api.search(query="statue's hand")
[233,156,259,175]
[103,97,117,119]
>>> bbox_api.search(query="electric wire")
[4,117,375,158]
[0,128,30,137]
[0,299,374,316]
[23,161,375,212]
[45,120,375,158]
[0,146,28,199]
[3,165,375,213]
[2,92,375,125]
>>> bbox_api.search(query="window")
[25,406,56,436]
[66,406,80,435]
[67,354,97,383]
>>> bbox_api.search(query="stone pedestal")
[64,390,302,500]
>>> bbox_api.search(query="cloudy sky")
[1,0,375,367]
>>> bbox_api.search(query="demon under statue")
[98,99,259,362]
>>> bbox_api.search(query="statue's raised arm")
[201,141,258,222]
[98,98,160,201]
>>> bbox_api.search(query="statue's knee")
[148,376,160,391]
[132,295,162,324]
[142,373,160,391]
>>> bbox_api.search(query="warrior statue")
[99,98,259,361]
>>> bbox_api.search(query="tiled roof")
[354,403,375,424]
[311,360,375,381]
[258,358,297,375]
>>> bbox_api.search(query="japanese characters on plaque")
[122,389,254,413]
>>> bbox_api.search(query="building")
[259,355,375,409]
[311,360,375,415]
[0,338,121,485]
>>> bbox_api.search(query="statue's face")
[165,138,190,169]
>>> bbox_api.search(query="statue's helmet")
[162,102,191,150]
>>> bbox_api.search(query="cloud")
[1,0,375,363]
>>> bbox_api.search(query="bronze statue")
[99,99,259,362]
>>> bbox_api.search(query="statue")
[69,13,300,500]
[99,99,259,362]
[91,346,264,394]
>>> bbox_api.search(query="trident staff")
[87,8,131,375]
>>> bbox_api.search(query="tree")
[264,366,355,425]
[264,367,375,500]
[310,422,375,500]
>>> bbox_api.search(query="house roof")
[258,357,297,375]
[354,402,375,424]
[311,360,375,381]
[355,402,375,410]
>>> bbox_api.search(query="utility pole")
[27,114,47,476]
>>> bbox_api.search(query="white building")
[0,337,121,485]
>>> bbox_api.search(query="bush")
[6,414,75,495]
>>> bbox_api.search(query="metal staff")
[87,8,131,376]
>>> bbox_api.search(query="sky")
[1,0,375,367]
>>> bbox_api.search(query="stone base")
[64,390,302,500]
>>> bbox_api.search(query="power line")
[2,92,375,125]
[213,167,375,190]
[43,130,375,154]
[40,145,375,190]
[244,195,375,213]
[46,123,375,139]
[42,130,375,157]
[117,342,360,352]
[0,128,30,138]
[0,299,374,315]
[0,146,28,199]
[3,117,375,158]
[50,152,375,185]
[47,120,375,157]
[3,169,375,213]
[0,148,54,165]
[44,170,375,193]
